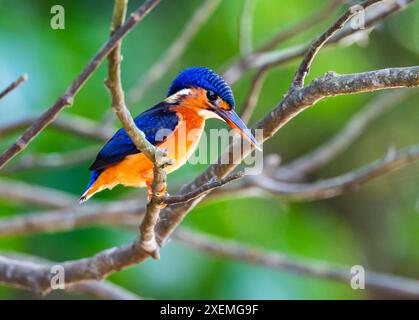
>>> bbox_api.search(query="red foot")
[145,180,168,208]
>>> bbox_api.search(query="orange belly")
[83,110,205,200]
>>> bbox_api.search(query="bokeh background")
[0,0,419,299]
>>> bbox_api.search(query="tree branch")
[239,0,255,56]
[163,172,244,205]
[291,0,383,89]
[240,67,269,124]
[104,0,171,260]
[0,0,160,170]
[1,140,419,237]
[0,178,78,208]
[154,66,419,245]
[2,146,98,173]
[223,0,414,84]
[276,89,412,181]
[0,114,114,142]
[256,0,343,52]
[0,0,418,296]
[173,229,419,298]
[0,253,142,299]
[253,145,419,201]
[0,199,144,238]
[0,74,28,100]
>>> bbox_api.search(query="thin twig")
[239,0,255,56]
[163,172,244,205]
[2,146,98,173]
[173,229,419,298]
[2,142,419,237]
[291,0,383,89]
[105,0,158,163]
[105,0,170,259]
[240,67,269,124]
[223,0,413,84]
[0,178,78,208]
[0,68,417,295]
[155,66,419,245]
[0,74,28,100]
[0,253,143,299]
[0,114,114,141]
[276,90,412,181]
[127,0,221,106]
[254,145,419,201]
[139,162,168,259]
[0,141,419,295]
[0,0,160,170]
[0,199,144,238]
[257,0,343,52]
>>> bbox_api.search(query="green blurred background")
[0,0,418,299]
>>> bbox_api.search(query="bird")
[80,67,261,203]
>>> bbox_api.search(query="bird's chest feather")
[111,108,205,186]
[162,107,206,171]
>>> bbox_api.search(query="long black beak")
[215,109,262,151]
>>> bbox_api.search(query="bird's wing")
[89,103,179,171]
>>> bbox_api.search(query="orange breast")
[93,107,206,190]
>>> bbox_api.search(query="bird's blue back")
[89,102,179,171]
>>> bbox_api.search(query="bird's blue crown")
[167,67,235,108]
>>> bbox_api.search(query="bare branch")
[276,90,412,181]
[68,280,143,300]
[0,253,142,299]
[0,0,160,170]
[239,0,255,56]
[2,141,419,237]
[223,0,414,84]
[0,199,143,238]
[0,178,78,208]
[139,161,169,259]
[105,0,158,163]
[257,0,343,52]
[153,66,419,248]
[163,172,244,205]
[254,145,419,201]
[127,0,221,106]
[0,114,113,142]
[0,144,418,295]
[105,0,172,259]
[291,0,383,89]
[0,74,28,100]
[0,1,417,292]
[240,67,269,124]
[0,67,416,237]
[173,229,419,298]
[2,146,98,173]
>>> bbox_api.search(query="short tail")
[80,170,103,204]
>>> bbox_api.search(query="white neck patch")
[198,109,224,121]
[165,88,192,103]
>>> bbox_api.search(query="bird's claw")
[146,181,168,208]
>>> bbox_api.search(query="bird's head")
[166,66,261,150]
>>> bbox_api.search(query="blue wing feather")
[89,102,178,171]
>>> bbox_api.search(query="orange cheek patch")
[220,100,231,111]
[181,88,208,110]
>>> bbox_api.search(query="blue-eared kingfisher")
[80,67,261,203]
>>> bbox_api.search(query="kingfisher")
[80,67,261,203]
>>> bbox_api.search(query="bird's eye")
[206,90,218,102]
